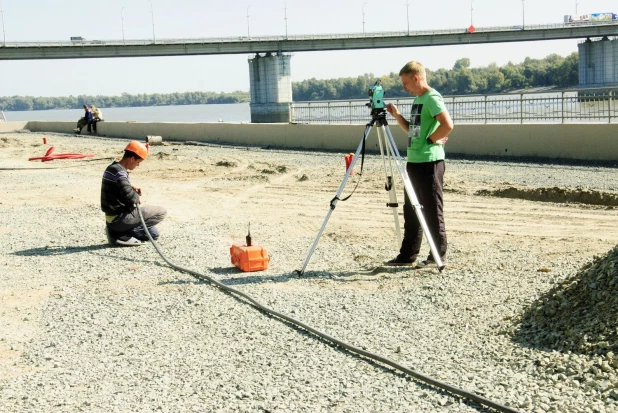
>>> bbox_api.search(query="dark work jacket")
[100,162,139,215]
[85,109,94,123]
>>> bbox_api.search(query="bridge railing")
[291,88,617,124]
[3,21,616,48]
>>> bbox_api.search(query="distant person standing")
[385,60,453,267]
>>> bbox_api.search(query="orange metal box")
[230,243,269,272]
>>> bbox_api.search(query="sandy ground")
[2,131,618,412]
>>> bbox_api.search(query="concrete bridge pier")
[248,53,293,123]
[579,37,618,87]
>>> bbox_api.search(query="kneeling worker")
[101,141,167,246]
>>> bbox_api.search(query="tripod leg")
[296,124,373,276]
[376,126,402,248]
[383,125,445,271]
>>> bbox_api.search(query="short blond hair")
[399,61,426,80]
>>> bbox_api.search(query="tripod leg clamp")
[329,196,339,210]
[386,203,399,208]
[384,176,393,191]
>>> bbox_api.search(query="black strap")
[335,123,371,205]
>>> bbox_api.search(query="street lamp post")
[148,0,155,43]
[284,1,288,39]
[522,0,525,29]
[575,0,578,14]
[246,5,251,38]
[121,7,125,45]
[362,2,367,33]
[1,0,6,47]
[470,0,474,26]
[406,1,410,35]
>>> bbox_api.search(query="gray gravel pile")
[2,131,618,412]
[512,244,618,355]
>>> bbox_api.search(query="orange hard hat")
[124,141,148,160]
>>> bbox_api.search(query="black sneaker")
[384,256,415,266]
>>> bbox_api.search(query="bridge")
[0,22,616,59]
[1,21,617,122]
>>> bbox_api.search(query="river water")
[3,103,251,123]
[3,97,615,124]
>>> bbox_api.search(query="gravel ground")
[2,131,618,413]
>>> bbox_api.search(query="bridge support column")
[248,53,293,123]
[578,37,618,87]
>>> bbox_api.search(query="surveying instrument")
[296,81,445,275]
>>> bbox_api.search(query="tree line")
[0,53,579,111]
[293,52,579,100]
[0,91,251,112]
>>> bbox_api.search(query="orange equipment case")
[230,243,269,272]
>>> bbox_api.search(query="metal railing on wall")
[291,88,617,124]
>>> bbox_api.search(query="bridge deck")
[0,22,617,60]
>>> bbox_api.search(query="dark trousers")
[399,160,447,261]
[87,120,97,133]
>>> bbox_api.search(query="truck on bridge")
[564,12,617,23]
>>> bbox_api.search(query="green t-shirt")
[407,89,447,163]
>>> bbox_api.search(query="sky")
[0,0,616,98]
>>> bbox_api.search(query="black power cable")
[137,208,520,413]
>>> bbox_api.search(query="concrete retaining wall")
[23,120,618,161]
[0,121,28,133]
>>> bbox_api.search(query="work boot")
[383,255,416,266]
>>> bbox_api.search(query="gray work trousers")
[107,205,167,239]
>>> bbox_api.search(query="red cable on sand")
[28,147,94,162]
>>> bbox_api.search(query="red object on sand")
[345,153,355,175]
[28,146,94,162]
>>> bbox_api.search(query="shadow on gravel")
[511,245,618,356]
[13,244,162,266]
[13,244,110,256]
[182,267,419,287]
[156,267,302,287]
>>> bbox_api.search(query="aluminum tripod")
[296,109,445,275]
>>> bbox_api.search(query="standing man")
[385,61,453,267]
[101,141,167,246]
